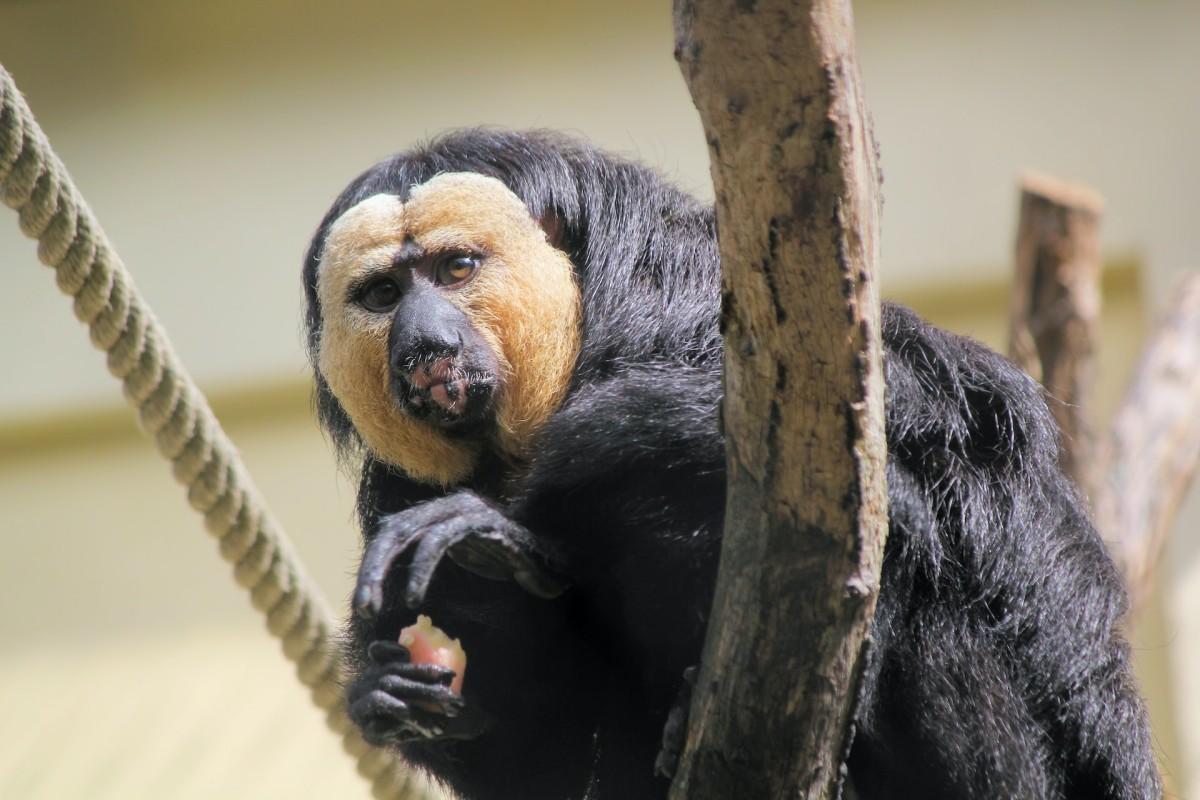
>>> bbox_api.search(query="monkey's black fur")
[303,130,1159,799]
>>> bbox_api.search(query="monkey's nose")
[391,328,462,374]
[419,328,463,359]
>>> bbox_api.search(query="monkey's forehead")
[320,172,539,274]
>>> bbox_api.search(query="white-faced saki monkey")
[301,130,1160,800]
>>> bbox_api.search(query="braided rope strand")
[0,65,433,800]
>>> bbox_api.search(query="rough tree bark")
[1005,174,1200,615]
[1094,274,1200,613]
[670,2,887,799]
[1008,172,1104,496]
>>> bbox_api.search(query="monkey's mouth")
[395,356,495,428]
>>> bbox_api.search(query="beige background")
[1,1,1197,797]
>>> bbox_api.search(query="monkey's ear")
[538,208,569,252]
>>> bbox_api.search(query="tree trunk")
[670,2,887,798]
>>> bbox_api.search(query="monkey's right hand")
[353,491,571,617]
[348,640,488,745]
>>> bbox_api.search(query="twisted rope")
[0,65,432,800]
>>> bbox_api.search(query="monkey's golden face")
[316,174,582,486]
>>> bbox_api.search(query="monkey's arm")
[347,494,604,798]
[355,363,722,614]
[348,369,720,796]
[348,491,572,748]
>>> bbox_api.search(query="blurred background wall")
[1,0,1197,796]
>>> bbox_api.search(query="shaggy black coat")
[302,129,1159,800]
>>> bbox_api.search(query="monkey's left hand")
[354,491,571,617]
[348,639,488,744]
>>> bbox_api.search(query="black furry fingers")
[353,491,571,618]
[347,637,487,744]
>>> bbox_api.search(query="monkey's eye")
[436,255,480,287]
[358,277,401,313]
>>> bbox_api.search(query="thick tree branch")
[670,2,887,798]
[1004,172,1200,615]
[1007,172,1104,495]
[1094,274,1200,613]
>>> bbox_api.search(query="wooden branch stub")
[1008,171,1105,495]
[1095,273,1200,614]
[671,2,887,799]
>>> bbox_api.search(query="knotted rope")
[0,64,431,800]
